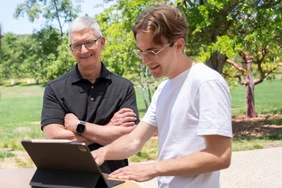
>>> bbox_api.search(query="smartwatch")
[76,121,86,134]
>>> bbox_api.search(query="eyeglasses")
[133,42,174,61]
[70,36,101,52]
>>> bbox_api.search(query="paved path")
[135,147,282,188]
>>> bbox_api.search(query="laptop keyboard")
[107,179,125,187]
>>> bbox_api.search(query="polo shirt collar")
[71,62,112,84]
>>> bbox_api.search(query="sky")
[0,0,111,35]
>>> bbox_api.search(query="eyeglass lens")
[134,43,171,60]
[71,37,100,51]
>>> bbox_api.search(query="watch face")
[76,124,85,134]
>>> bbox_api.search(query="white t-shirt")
[142,63,232,188]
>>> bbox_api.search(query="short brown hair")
[132,5,189,45]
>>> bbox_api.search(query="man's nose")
[141,55,150,65]
[80,44,89,53]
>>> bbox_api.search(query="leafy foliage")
[0,0,81,84]
[175,0,282,79]
[27,27,62,83]
[0,28,61,83]
[45,35,76,82]
[14,0,81,35]
[0,33,31,80]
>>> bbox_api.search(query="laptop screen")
[22,139,125,188]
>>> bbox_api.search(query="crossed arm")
[43,108,137,146]
[92,121,232,182]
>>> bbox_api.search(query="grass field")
[231,80,282,114]
[0,79,282,167]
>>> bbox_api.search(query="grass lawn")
[231,79,282,114]
[0,79,282,167]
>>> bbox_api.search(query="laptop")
[21,139,125,188]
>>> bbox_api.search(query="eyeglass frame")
[133,42,175,60]
[69,36,101,52]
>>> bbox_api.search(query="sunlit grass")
[129,138,158,163]
[230,79,282,115]
[0,151,15,160]
[232,139,282,152]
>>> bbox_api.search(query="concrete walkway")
[135,147,282,188]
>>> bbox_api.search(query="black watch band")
[76,120,86,134]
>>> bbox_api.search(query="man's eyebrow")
[71,39,96,45]
[137,46,158,52]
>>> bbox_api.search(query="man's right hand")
[108,108,137,127]
[64,113,80,133]
[92,147,106,166]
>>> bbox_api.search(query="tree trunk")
[145,67,152,103]
[141,87,149,110]
[242,52,256,118]
[138,64,149,110]
[205,51,227,73]
[245,74,256,118]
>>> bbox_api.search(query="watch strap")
[79,120,86,125]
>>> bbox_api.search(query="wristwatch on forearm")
[76,120,86,134]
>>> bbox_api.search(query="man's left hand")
[109,162,157,182]
[108,108,137,127]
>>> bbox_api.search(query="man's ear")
[175,38,185,52]
[100,36,106,50]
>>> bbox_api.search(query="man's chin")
[151,73,162,79]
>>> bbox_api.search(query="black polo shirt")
[41,62,139,173]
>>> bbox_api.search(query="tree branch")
[256,45,269,81]
[222,73,246,85]
[254,63,282,85]
[186,0,195,7]
[264,63,282,78]
[226,59,246,72]
[52,0,63,36]
[239,51,246,61]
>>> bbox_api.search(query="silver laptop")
[22,139,125,188]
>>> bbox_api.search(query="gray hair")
[68,16,102,42]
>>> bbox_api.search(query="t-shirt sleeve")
[197,79,232,138]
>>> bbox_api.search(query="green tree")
[10,0,82,83]
[25,27,62,83]
[45,35,76,82]
[0,33,31,81]
[0,28,61,84]
[176,0,282,118]
[14,0,81,35]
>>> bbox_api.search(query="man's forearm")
[103,122,157,160]
[103,131,142,160]
[92,122,157,166]
[155,136,232,177]
[43,124,94,145]
[63,109,137,146]
[155,150,231,177]
[82,122,136,146]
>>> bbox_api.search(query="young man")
[92,5,232,187]
[41,16,139,174]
